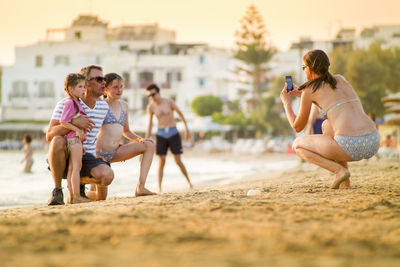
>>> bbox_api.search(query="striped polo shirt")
[51,98,109,156]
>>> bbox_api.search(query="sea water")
[0,150,297,209]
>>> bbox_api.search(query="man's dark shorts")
[48,153,110,179]
[156,133,183,155]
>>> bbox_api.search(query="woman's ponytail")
[298,50,337,92]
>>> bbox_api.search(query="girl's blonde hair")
[64,73,85,97]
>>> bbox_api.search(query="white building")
[273,25,400,85]
[1,15,235,128]
[356,25,400,49]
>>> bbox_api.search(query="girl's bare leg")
[111,140,156,196]
[69,142,90,204]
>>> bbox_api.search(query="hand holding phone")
[285,76,293,92]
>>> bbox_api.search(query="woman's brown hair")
[298,49,337,92]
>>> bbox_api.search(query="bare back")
[309,75,376,136]
[148,98,176,128]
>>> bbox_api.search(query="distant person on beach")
[90,73,155,197]
[280,49,379,189]
[145,83,193,192]
[46,65,113,205]
[22,134,33,173]
[307,104,325,135]
[59,73,90,204]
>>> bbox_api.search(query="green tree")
[191,95,223,117]
[211,100,251,135]
[234,5,276,110]
[250,96,292,136]
[329,43,400,117]
[346,48,386,117]
[329,45,352,75]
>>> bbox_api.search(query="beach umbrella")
[382,92,400,103]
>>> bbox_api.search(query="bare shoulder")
[334,74,346,82]
[165,98,176,107]
[120,100,128,109]
[146,102,154,112]
[162,97,173,104]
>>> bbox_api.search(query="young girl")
[92,73,155,197]
[22,134,34,173]
[60,73,91,204]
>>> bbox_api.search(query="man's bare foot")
[189,183,194,190]
[71,195,91,204]
[331,171,351,189]
[135,187,156,197]
[67,195,72,204]
[339,178,351,189]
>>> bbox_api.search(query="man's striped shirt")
[51,98,109,156]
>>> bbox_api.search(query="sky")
[0,0,399,65]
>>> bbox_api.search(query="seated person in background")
[307,104,325,135]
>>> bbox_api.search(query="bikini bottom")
[334,130,380,161]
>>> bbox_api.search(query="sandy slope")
[0,158,399,267]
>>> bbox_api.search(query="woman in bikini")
[280,49,379,189]
[91,73,156,198]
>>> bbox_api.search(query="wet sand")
[0,157,399,267]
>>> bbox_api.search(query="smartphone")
[285,76,293,92]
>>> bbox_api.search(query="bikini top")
[103,101,126,126]
[319,98,359,119]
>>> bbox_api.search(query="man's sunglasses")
[88,76,105,83]
[147,92,157,98]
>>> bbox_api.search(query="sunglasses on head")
[88,76,105,83]
[148,92,157,98]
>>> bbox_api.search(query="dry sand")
[0,155,399,267]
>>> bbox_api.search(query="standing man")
[145,84,193,192]
[46,65,113,205]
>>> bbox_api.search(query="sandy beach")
[0,155,399,267]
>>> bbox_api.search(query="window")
[197,77,206,88]
[38,81,54,98]
[54,55,70,66]
[139,72,154,88]
[166,72,172,83]
[10,81,28,100]
[122,72,130,88]
[139,72,153,82]
[120,45,129,51]
[198,55,205,64]
[35,56,43,67]
[177,72,182,81]
[75,31,81,40]
[142,96,149,111]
